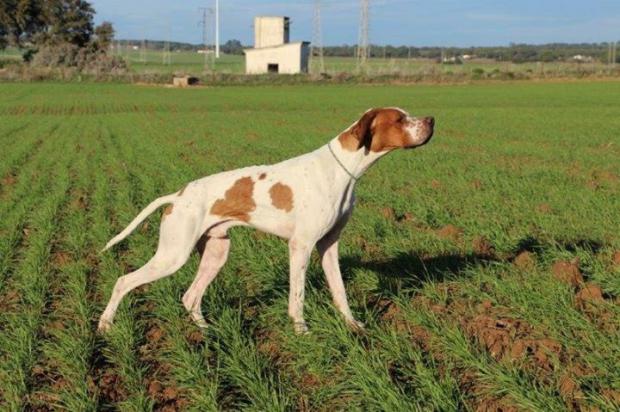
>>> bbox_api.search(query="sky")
[91,0,620,47]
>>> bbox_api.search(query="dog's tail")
[101,194,177,253]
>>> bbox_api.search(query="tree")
[221,39,244,55]
[94,21,114,50]
[39,0,95,47]
[0,0,46,48]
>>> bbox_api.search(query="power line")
[356,0,369,72]
[310,0,325,75]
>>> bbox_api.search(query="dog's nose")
[423,117,435,127]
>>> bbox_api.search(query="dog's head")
[339,108,434,152]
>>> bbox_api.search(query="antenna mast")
[356,0,369,72]
[310,0,325,75]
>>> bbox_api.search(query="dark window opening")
[267,63,279,73]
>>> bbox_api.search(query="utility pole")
[215,0,220,58]
[356,0,369,72]
[613,41,617,68]
[310,0,325,75]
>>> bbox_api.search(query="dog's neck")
[322,135,390,184]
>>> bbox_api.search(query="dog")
[98,108,434,334]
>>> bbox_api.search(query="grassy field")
[0,80,619,411]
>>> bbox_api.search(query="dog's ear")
[351,109,379,151]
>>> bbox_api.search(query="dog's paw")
[97,319,112,334]
[347,319,366,333]
[190,313,209,329]
[293,321,309,335]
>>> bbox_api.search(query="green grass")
[0,80,619,411]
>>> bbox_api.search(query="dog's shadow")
[337,252,492,296]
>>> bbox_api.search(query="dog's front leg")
[288,238,312,334]
[317,229,364,332]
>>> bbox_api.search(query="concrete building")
[244,16,309,74]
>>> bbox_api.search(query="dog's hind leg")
[182,234,231,328]
[98,207,199,332]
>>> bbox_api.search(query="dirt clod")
[575,283,604,309]
[396,212,415,223]
[186,330,203,345]
[513,251,536,270]
[98,371,127,402]
[537,203,553,214]
[552,259,583,288]
[472,236,495,257]
[612,251,620,267]
[1,174,16,187]
[381,207,395,220]
[437,224,463,243]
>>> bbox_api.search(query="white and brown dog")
[99,108,434,334]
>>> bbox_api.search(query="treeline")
[322,43,619,63]
[123,38,619,63]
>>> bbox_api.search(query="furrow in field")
[88,122,152,410]
[0,122,69,299]
[0,120,58,201]
[0,124,74,410]
[24,118,101,411]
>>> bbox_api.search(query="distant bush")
[31,42,126,74]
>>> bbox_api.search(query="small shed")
[244,16,309,74]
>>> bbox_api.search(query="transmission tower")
[310,0,325,75]
[163,23,171,65]
[199,7,215,72]
[140,38,146,63]
[356,0,369,72]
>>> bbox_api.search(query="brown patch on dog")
[552,259,583,288]
[258,173,267,180]
[269,182,293,212]
[163,204,174,217]
[513,251,536,270]
[210,176,256,222]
